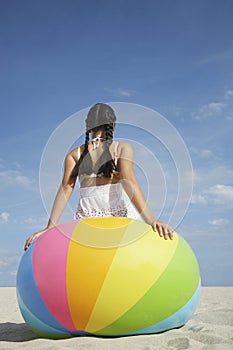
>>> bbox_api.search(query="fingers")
[24,237,32,251]
[163,224,174,240]
[24,230,47,251]
[24,239,29,251]
[152,220,174,240]
[24,234,36,251]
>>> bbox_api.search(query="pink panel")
[32,220,79,331]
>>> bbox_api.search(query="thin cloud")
[208,218,230,227]
[204,184,233,205]
[0,160,5,169]
[0,169,35,190]
[22,215,48,228]
[191,147,215,159]
[193,102,226,120]
[193,166,233,187]
[224,90,233,100]
[225,115,233,121]
[192,88,233,121]
[104,87,136,97]
[196,49,233,66]
[190,194,207,205]
[191,164,233,208]
[191,184,233,207]
[200,149,214,159]
[0,212,10,223]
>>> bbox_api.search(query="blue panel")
[71,330,93,336]
[17,290,70,336]
[16,243,69,333]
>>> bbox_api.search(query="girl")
[24,103,173,250]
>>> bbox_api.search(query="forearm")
[47,184,74,228]
[121,178,156,225]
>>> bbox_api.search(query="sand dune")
[0,287,232,349]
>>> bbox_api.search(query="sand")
[0,287,232,350]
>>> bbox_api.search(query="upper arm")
[118,142,135,180]
[62,153,77,188]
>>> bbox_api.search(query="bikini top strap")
[77,142,119,164]
[113,141,119,166]
[77,146,81,161]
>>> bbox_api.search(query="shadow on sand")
[0,322,38,342]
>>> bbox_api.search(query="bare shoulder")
[118,141,134,159]
[118,141,133,150]
[68,145,85,161]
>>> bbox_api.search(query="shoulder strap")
[113,141,119,166]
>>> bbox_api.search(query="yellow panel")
[70,217,135,249]
[86,227,178,333]
[81,217,132,229]
[66,218,132,330]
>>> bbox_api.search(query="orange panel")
[66,218,132,330]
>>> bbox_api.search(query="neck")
[91,131,105,139]
[89,134,106,150]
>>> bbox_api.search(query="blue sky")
[0,0,233,286]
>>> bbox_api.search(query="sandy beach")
[0,287,232,350]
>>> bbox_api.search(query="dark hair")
[72,103,117,178]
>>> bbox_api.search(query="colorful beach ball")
[16,217,201,338]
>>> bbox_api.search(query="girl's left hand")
[24,229,47,251]
[152,220,174,240]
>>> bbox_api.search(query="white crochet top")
[75,140,139,220]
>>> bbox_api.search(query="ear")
[112,123,115,132]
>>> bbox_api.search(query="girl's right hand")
[152,220,174,240]
[24,229,47,251]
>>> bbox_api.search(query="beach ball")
[16,217,200,338]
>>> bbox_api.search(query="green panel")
[95,236,200,335]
